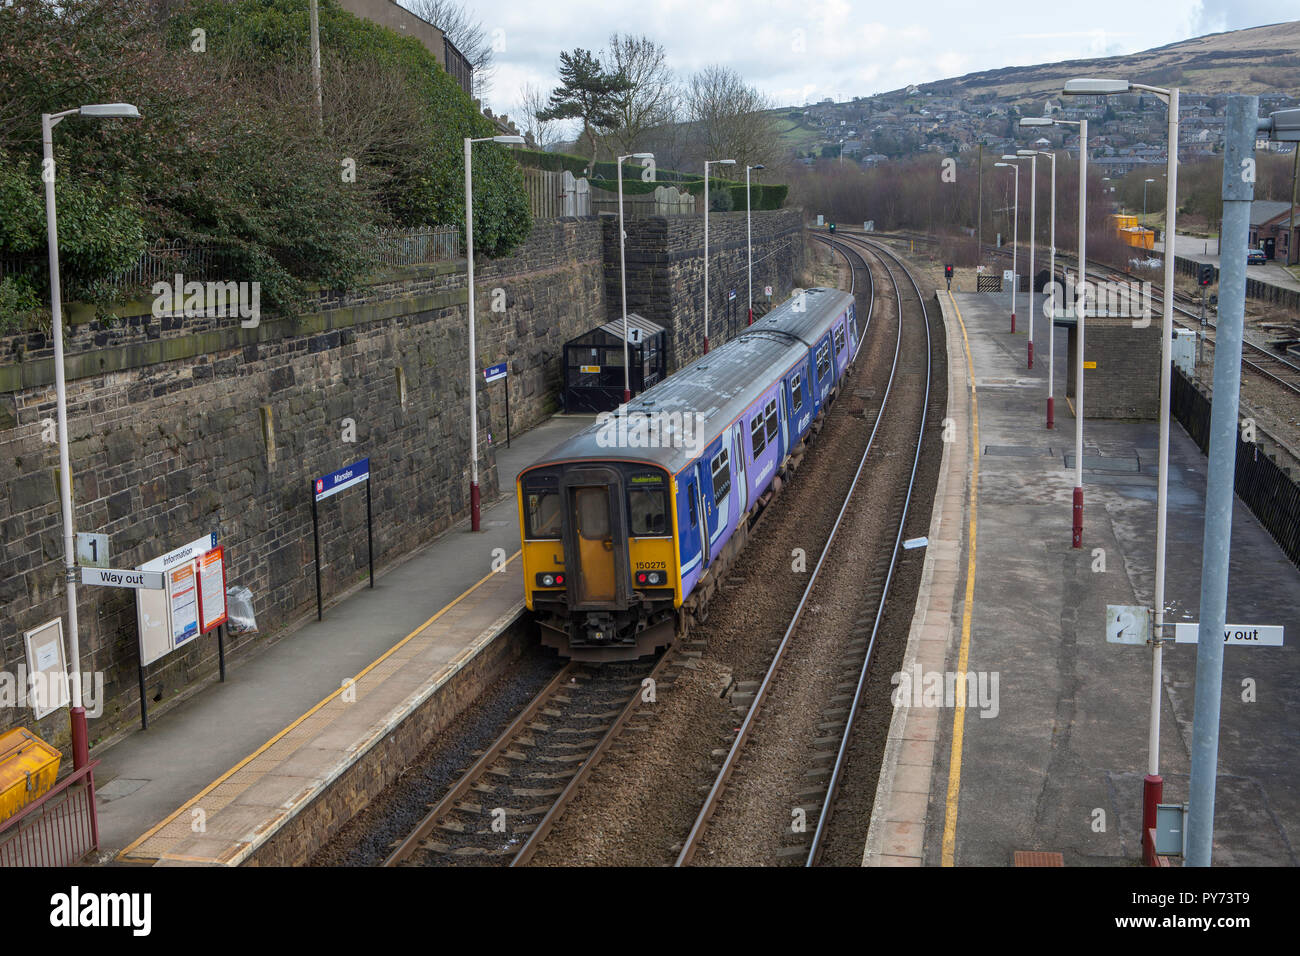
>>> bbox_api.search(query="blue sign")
[314,458,370,502]
[728,289,737,301]
[483,362,507,383]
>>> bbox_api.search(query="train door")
[680,475,703,576]
[695,462,712,567]
[779,386,789,459]
[560,468,629,609]
[849,306,860,358]
[731,422,748,515]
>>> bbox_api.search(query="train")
[516,287,860,661]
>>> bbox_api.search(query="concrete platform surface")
[95,414,594,863]
[873,289,1300,867]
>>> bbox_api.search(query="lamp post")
[994,160,1022,333]
[41,102,141,771]
[703,158,736,354]
[464,133,525,532]
[1067,77,1180,862]
[1143,177,1156,219]
[617,152,654,403]
[1016,150,1040,368]
[309,0,323,130]
[746,164,765,326]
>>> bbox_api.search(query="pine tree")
[538,49,631,171]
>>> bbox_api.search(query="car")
[1247,249,1267,265]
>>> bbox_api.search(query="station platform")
[95,415,594,865]
[866,289,1300,866]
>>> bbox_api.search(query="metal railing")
[0,760,99,867]
[373,226,460,267]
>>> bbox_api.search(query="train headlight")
[536,572,566,588]
[635,571,665,587]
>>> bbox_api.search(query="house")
[337,0,472,94]
[1249,200,1299,263]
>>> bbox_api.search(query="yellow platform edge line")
[941,292,979,867]
[117,550,522,862]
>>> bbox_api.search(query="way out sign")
[81,567,163,590]
[1174,623,1284,647]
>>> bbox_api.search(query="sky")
[408,1,1297,121]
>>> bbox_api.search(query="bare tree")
[401,0,495,100]
[684,65,776,170]
[603,33,675,157]
[515,81,559,151]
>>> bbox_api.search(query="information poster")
[169,561,199,648]
[23,619,69,719]
[198,547,228,633]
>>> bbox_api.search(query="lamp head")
[1019,117,1053,127]
[750,164,766,170]
[1063,78,1129,96]
[1016,150,1036,157]
[491,135,525,144]
[713,158,736,166]
[79,103,140,119]
[994,162,1012,168]
[1000,154,1024,161]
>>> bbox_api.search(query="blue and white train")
[517,288,860,660]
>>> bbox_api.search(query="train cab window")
[574,488,609,539]
[816,343,831,380]
[525,491,562,539]
[629,488,668,536]
[711,448,731,502]
[791,373,803,414]
[750,413,766,458]
[834,327,846,355]
[764,399,779,443]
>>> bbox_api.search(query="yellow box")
[0,728,62,824]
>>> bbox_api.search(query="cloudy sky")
[413,0,1294,119]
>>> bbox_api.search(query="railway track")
[675,234,933,866]
[383,653,672,866]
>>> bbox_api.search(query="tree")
[401,0,495,100]
[514,82,559,151]
[684,65,775,170]
[538,49,631,170]
[603,34,676,157]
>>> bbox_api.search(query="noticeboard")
[169,561,200,649]
[23,619,69,719]
[198,547,228,633]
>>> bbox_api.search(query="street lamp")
[1068,78,1179,815]
[41,102,141,770]
[1018,141,1058,427]
[617,152,654,403]
[703,158,736,354]
[1016,149,1040,369]
[995,159,1023,334]
[1143,177,1157,219]
[464,133,525,532]
[746,164,765,325]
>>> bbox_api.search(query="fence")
[0,760,99,867]
[1172,364,1300,567]
[521,168,591,219]
[589,184,697,218]
[373,226,459,267]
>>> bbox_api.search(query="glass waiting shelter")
[562,313,666,413]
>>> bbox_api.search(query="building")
[336,0,473,95]
[1249,200,1299,263]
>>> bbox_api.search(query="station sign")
[483,362,507,384]
[580,364,600,374]
[314,458,370,503]
[764,285,773,297]
[1174,623,1284,647]
[81,567,164,590]
[728,289,736,301]
[141,532,218,574]
[1106,605,1151,645]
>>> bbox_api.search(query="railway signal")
[1197,263,1214,286]
[828,222,836,234]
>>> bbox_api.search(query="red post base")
[71,705,89,770]
[747,307,754,326]
[1027,340,1033,369]
[1142,774,1163,866]
[623,388,631,404]
[470,481,481,532]
[1010,312,1016,334]
[1046,396,1054,430]
[703,335,710,354]
[1072,486,1083,548]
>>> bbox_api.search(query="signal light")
[828,222,836,234]
[536,572,566,588]
[1197,264,1214,287]
[945,264,953,278]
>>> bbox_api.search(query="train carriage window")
[711,448,731,502]
[817,343,831,379]
[629,488,668,536]
[750,413,766,458]
[834,327,845,355]
[791,373,803,413]
[687,491,698,527]
[764,399,779,443]
[575,488,609,539]
[525,492,562,539]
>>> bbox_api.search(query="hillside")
[896,19,1300,103]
